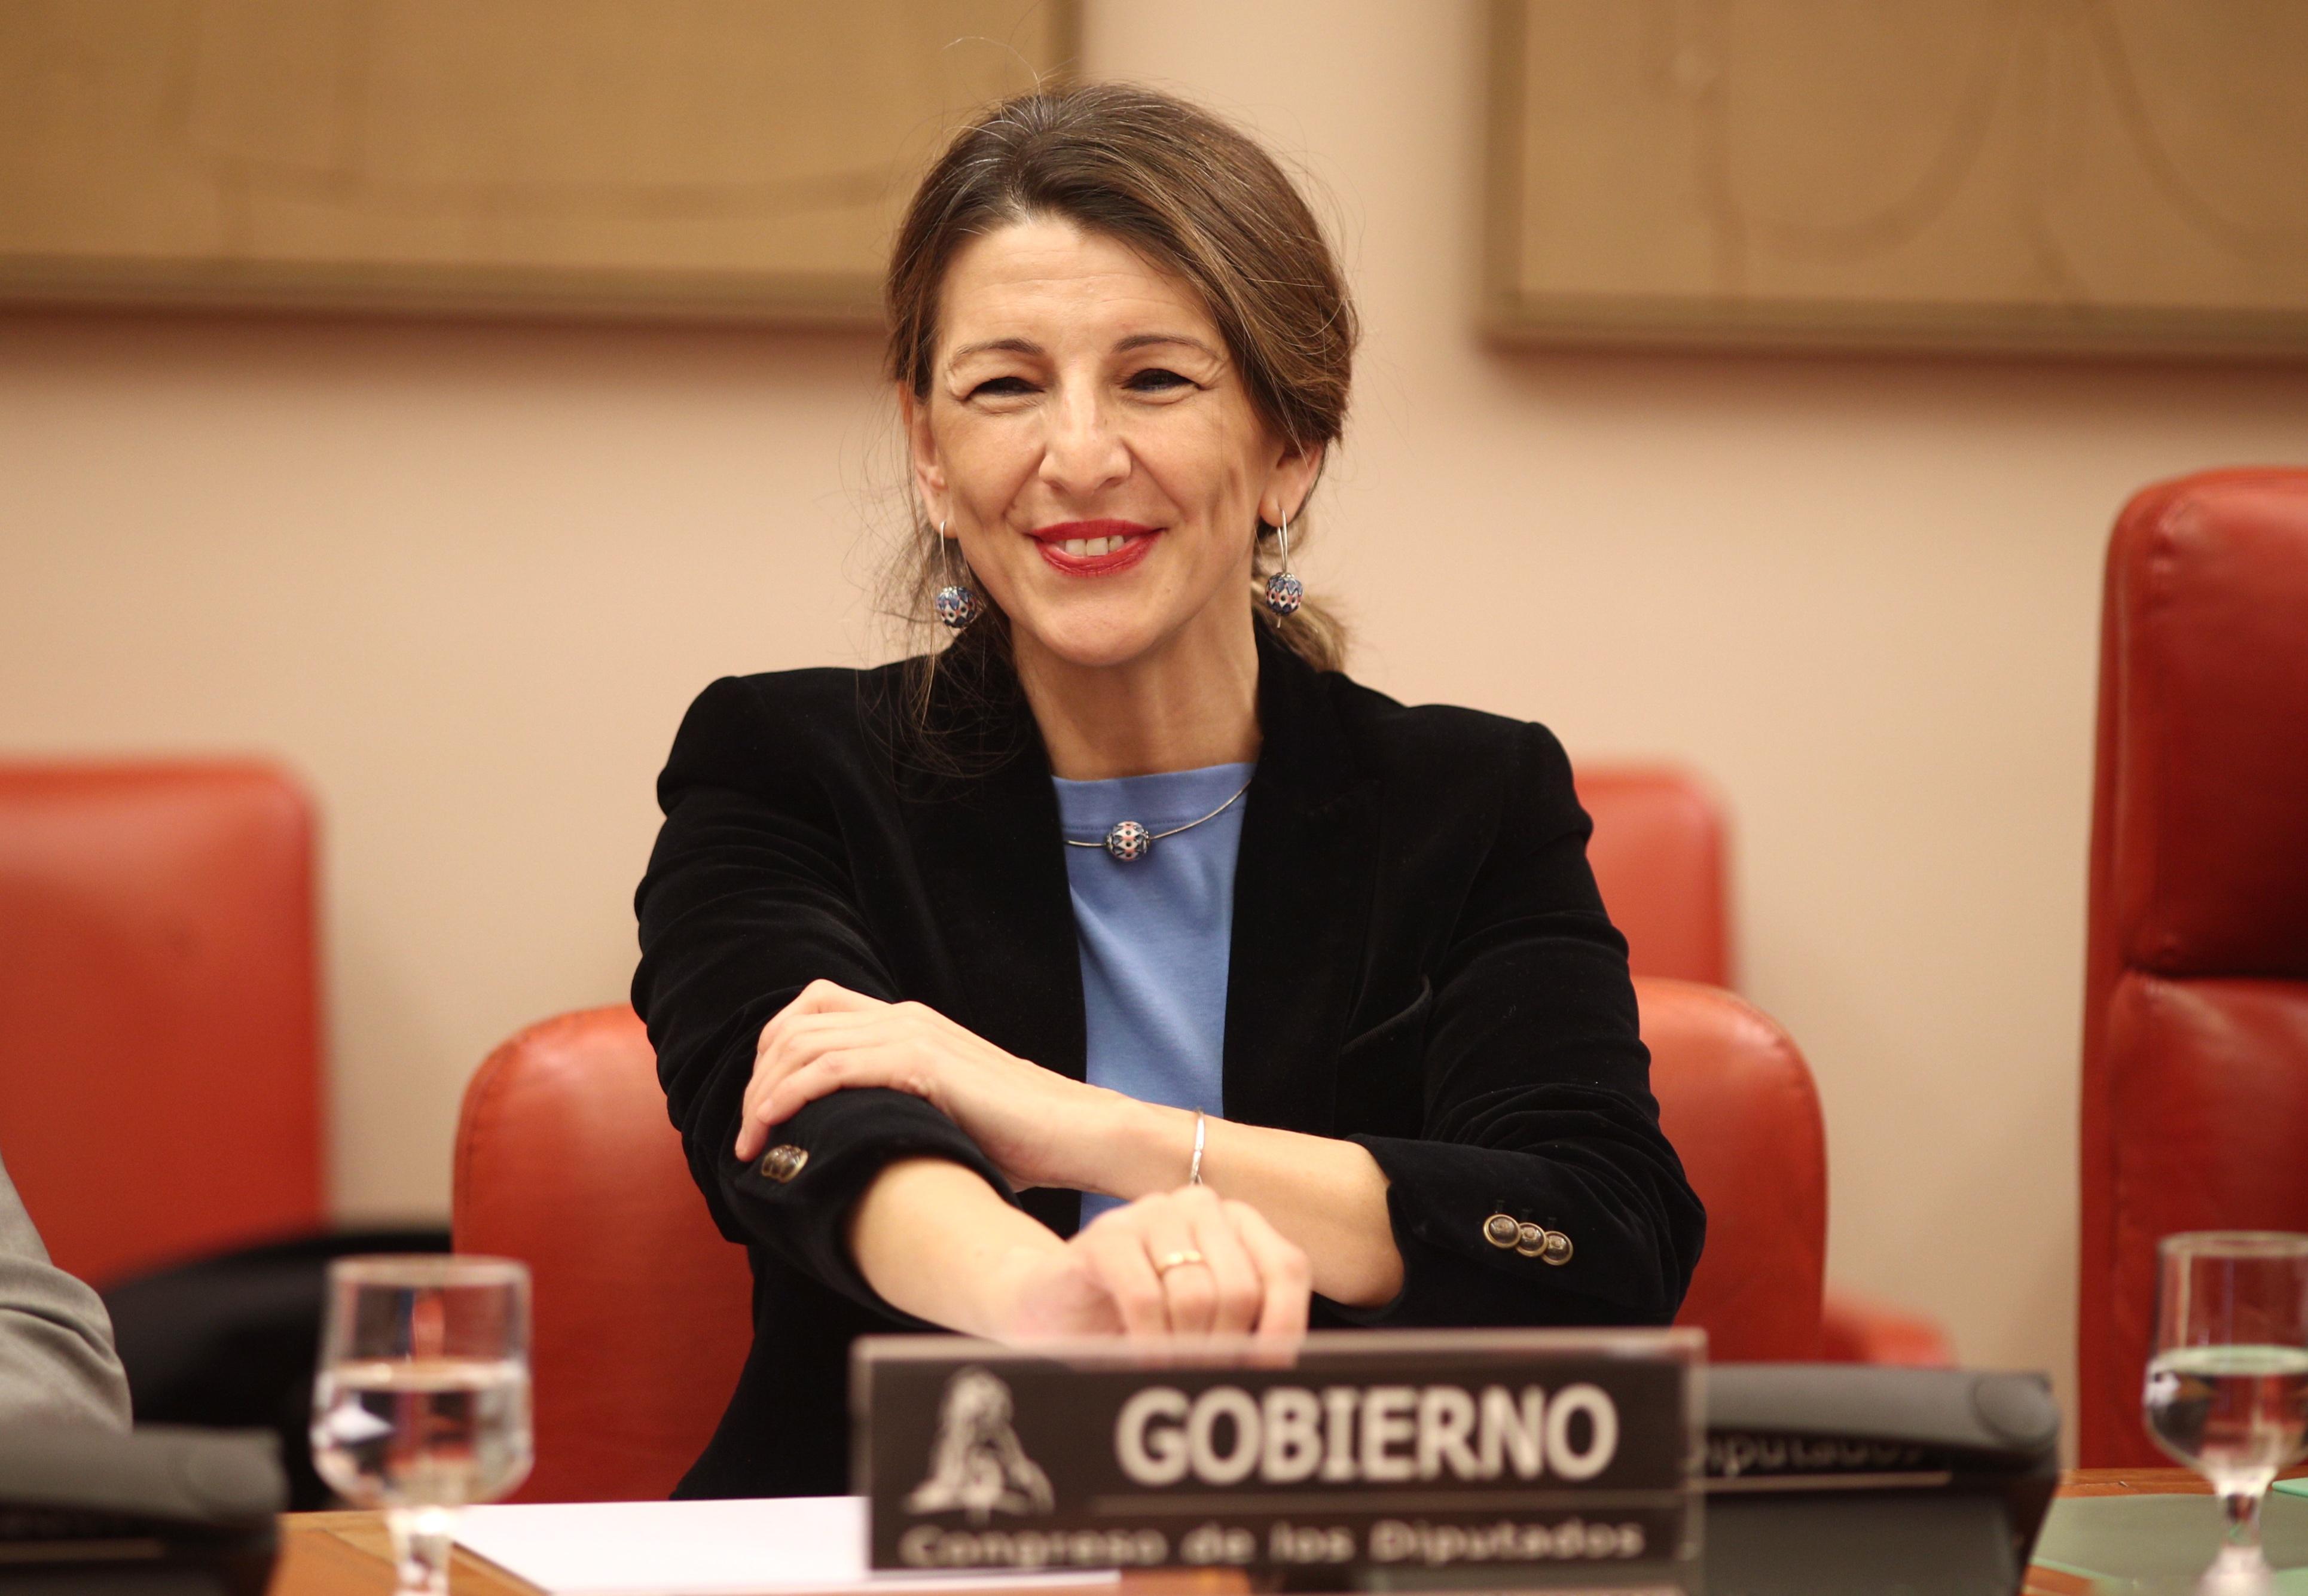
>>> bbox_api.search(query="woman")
[633,83,1703,1500]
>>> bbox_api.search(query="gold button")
[1539,1230,1573,1266]
[1515,1222,1546,1258]
[1482,1213,1521,1249]
[760,1145,808,1183]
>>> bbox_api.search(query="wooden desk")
[265,1475,2260,1596]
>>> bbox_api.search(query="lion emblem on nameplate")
[905,1367,1054,1524]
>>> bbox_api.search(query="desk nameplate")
[855,1328,1703,1588]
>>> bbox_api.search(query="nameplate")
[854,1327,1702,1586]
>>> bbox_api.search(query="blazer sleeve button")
[760,1145,809,1183]
[1515,1222,1546,1258]
[1538,1230,1573,1265]
[1482,1213,1521,1249]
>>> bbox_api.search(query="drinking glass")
[310,1256,534,1596]
[2143,1232,2308,1593]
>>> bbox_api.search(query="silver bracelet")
[1189,1110,1207,1186]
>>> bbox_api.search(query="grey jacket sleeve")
[0,1148,131,1430]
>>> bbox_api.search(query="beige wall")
[4,1,2306,1424]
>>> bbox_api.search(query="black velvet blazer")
[631,627,1703,1499]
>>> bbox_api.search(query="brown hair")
[882,81,1358,693]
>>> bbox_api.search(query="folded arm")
[634,677,1018,1319]
[1326,722,1705,1327]
[639,677,1312,1341]
[742,721,1702,1326]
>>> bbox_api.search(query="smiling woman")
[899,217,1308,777]
[630,83,1705,1501]
[883,83,1354,702]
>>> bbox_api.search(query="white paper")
[453,1497,1120,1596]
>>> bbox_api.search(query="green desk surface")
[2035,1490,2308,1591]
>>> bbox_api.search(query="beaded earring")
[932,521,981,630]
[1263,512,1304,618]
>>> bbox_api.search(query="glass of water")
[2144,1232,2308,1592]
[311,1256,534,1596]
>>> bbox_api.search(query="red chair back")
[453,1006,751,1503]
[1648,980,1826,1360]
[454,980,1825,1501]
[1578,766,1733,988]
[2080,468,2308,1466]
[0,762,323,1285]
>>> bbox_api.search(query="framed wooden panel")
[0,0,1077,324]
[1485,0,2308,358]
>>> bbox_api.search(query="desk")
[261,1474,2243,1596]
[2022,1469,2208,1596]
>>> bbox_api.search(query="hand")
[736,979,1114,1190]
[991,1186,1311,1346]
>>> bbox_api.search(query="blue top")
[1052,761,1253,1228]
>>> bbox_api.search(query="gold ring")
[1153,1249,1208,1276]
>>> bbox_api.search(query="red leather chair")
[1576,767,1733,988]
[0,762,325,1284]
[2078,468,2308,1467]
[454,1008,751,1504]
[1579,765,1951,1366]
[1645,980,1822,1360]
[457,981,1840,1502]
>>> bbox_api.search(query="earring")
[932,521,981,630]
[1263,513,1304,618]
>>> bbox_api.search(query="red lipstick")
[1028,519,1160,578]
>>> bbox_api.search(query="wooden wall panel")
[0,0,1077,322]
[1485,0,2308,358]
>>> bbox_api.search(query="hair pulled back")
[884,81,1357,683]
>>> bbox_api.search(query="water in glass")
[2146,1345,2308,1491]
[314,1356,532,1507]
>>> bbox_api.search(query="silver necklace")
[1066,779,1251,863]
